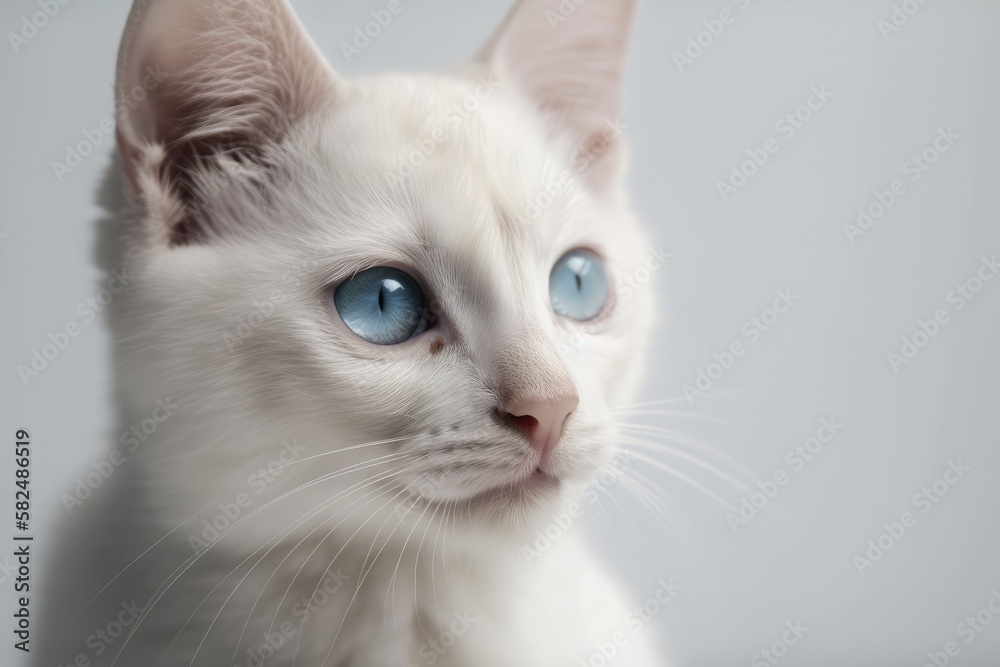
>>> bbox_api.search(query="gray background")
[2,0,999,665]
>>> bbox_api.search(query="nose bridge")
[447,242,579,459]
[447,239,576,407]
[490,318,577,406]
[490,319,579,459]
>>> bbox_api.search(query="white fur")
[38,1,664,665]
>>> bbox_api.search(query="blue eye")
[549,248,609,321]
[334,267,427,345]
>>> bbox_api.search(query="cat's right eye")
[333,267,428,345]
[549,248,609,321]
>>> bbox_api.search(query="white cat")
[38,0,664,665]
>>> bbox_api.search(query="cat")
[36,0,664,665]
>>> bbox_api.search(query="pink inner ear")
[475,0,636,191]
[114,0,339,244]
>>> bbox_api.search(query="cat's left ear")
[474,0,636,191]
[115,0,340,245]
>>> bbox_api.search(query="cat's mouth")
[501,465,561,493]
[528,467,558,487]
[465,466,561,507]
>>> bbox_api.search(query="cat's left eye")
[334,267,428,345]
[549,248,609,321]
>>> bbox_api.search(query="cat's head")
[112,0,654,540]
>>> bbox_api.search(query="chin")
[436,467,589,540]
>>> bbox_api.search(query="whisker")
[110,452,418,667]
[617,472,688,541]
[288,474,433,667]
[611,408,730,425]
[191,477,408,667]
[616,429,754,493]
[68,435,411,631]
[250,455,435,666]
[316,484,422,667]
[220,462,422,667]
[618,446,734,511]
[382,471,434,640]
[412,493,445,641]
[610,386,758,411]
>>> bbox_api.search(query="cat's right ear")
[474,0,636,192]
[115,0,340,246]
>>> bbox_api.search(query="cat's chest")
[408,536,652,667]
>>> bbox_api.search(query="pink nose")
[503,394,579,459]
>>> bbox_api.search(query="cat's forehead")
[286,74,589,277]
